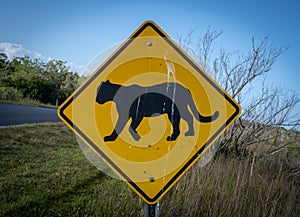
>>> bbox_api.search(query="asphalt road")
[0,103,60,127]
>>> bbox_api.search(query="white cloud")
[0,42,85,74]
[0,42,44,60]
[67,61,85,74]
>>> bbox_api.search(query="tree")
[0,53,9,85]
[0,55,80,105]
[179,29,300,157]
[45,59,79,105]
[0,53,8,66]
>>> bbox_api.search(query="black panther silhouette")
[96,80,219,142]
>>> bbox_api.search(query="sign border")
[58,20,241,204]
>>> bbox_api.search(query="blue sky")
[0,0,299,105]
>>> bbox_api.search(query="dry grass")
[161,154,299,217]
[0,98,57,108]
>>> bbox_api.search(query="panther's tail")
[188,93,219,123]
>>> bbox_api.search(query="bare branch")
[180,28,298,157]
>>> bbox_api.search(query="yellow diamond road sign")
[58,20,241,204]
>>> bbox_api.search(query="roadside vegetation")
[0,99,58,108]
[0,53,80,106]
[0,123,299,216]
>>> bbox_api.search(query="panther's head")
[96,80,114,104]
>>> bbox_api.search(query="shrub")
[0,86,23,100]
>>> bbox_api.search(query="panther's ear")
[106,80,111,84]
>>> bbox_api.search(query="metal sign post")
[145,202,160,217]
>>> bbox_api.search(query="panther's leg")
[104,115,128,142]
[183,110,195,136]
[129,115,143,141]
[167,107,180,141]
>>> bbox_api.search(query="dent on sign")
[58,20,241,204]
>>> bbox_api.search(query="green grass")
[0,123,299,216]
[0,123,141,216]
